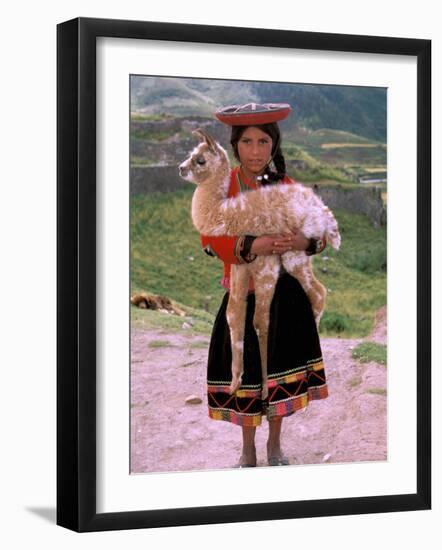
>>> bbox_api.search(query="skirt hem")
[208,385,329,427]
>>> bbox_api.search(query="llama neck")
[193,174,229,210]
[191,168,231,234]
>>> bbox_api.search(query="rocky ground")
[130,306,387,473]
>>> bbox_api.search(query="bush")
[320,311,352,333]
[351,246,387,273]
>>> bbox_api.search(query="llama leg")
[281,252,327,327]
[226,264,250,395]
[308,273,327,326]
[250,257,280,400]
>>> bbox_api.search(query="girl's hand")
[283,229,310,252]
[250,230,310,256]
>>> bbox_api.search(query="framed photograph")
[57,17,431,532]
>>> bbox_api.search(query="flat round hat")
[215,102,291,126]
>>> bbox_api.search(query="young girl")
[201,103,328,468]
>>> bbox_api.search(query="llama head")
[178,129,230,186]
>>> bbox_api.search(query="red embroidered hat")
[215,102,291,126]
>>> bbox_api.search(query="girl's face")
[236,126,273,176]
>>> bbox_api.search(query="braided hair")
[230,122,287,184]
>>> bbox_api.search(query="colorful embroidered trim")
[207,360,328,428]
[208,408,263,427]
[267,360,325,387]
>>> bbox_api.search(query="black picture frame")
[57,16,431,532]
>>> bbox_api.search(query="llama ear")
[192,128,218,154]
[192,129,205,142]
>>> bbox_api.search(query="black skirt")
[207,271,328,426]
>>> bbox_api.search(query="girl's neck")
[239,165,265,185]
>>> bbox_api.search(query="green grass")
[366,388,387,396]
[290,165,354,184]
[352,342,387,365]
[312,208,386,336]
[131,186,227,315]
[288,128,387,170]
[131,189,386,338]
[348,375,363,388]
[131,300,215,336]
[283,139,379,184]
[189,340,210,348]
[148,339,174,348]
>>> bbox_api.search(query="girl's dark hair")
[230,122,287,183]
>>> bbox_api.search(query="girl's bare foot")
[266,442,289,466]
[236,426,257,467]
[235,444,257,467]
[267,417,289,465]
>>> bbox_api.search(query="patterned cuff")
[305,237,327,256]
[242,235,257,262]
[202,244,218,258]
[235,235,257,263]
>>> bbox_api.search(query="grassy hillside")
[131,76,386,142]
[130,188,386,338]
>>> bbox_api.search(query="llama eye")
[195,157,206,165]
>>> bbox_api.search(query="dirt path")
[130,306,387,473]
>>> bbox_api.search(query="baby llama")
[179,129,341,399]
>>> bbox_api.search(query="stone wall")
[131,165,189,194]
[307,183,387,227]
